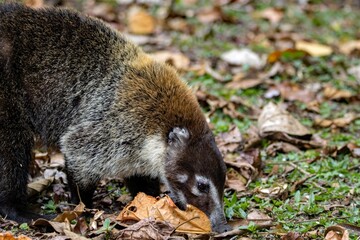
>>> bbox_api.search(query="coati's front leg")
[0,122,39,222]
[124,175,160,197]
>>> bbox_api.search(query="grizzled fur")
[0,4,230,232]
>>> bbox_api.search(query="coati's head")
[164,127,230,233]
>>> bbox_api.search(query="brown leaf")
[295,41,333,57]
[167,18,189,32]
[276,82,316,103]
[325,225,349,240]
[197,6,222,23]
[127,6,156,35]
[24,0,43,8]
[266,142,301,156]
[0,232,31,240]
[258,8,284,25]
[258,102,310,137]
[116,218,174,240]
[117,193,211,234]
[225,169,247,192]
[216,125,242,154]
[339,40,360,55]
[64,230,90,240]
[53,202,85,222]
[281,232,304,240]
[27,177,53,197]
[314,113,359,128]
[247,210,272,226]
[323,85,354,100]
[226,78,263,90]
[150,51,190,70]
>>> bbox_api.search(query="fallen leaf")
[258,102,310,137]
[33,203,85,233]
[64,230,90,240]
[150,51,190,70]
[116,218,174,240]
[247,210,272,226]
[167,18,189,32]
[24,0,43,8]
[226,168,247,192]
[281,232,304,240]
[258,8,284,25]
[197,6,222,23]
[295,41,333,57]
[323,85,354,100]
[266,142,301,156]
[275,82,316,103]
[258,183,288,198]
[0,232,31,240]
[221,49,264,69]
[325,225,349,240]
[127,6,156,35]
[314,113,359,128]
[216,125,242,153]
[339,40,360,55]
[117,193,211,234]
[225,78,263,90]
[27,177,53,197]
[87,3,117,22]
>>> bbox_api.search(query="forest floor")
[1,0,359,239]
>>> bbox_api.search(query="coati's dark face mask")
[164,127,230,233]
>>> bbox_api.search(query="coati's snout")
[164,127,231,233]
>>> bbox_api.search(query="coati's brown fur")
[0,3,230,232]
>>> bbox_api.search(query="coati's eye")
[197,182,209,193]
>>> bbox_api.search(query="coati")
[0,3,230,232]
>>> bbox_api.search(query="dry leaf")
[24,0,43,8]
[64,230,90,240]
[0,232,31,240]
[221,49,264,69]
[259,8,284,24]
[325,225,349,240]
[258,102,310,137]
[150,51,190,70]
[216,125,242,153]
[281,232,304,240]
[167,18,189,32]
[225,78,263,90]
[314,113,359,128]
[323,85,353,100]
[247,210,272,226]
[226,168,247,192]
[275,82,316,103]
[27,177,53,197]
[116,218,174,240]
[339,40,360,55]
[295,41,333,57]
[117,193,211,234]
[197,6,222,23]
[127,6,156,35]
[266,142,301,156]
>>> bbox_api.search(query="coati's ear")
[168,127,189,147]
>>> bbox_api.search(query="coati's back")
[0,4,230,232]
[0,3,142,143]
